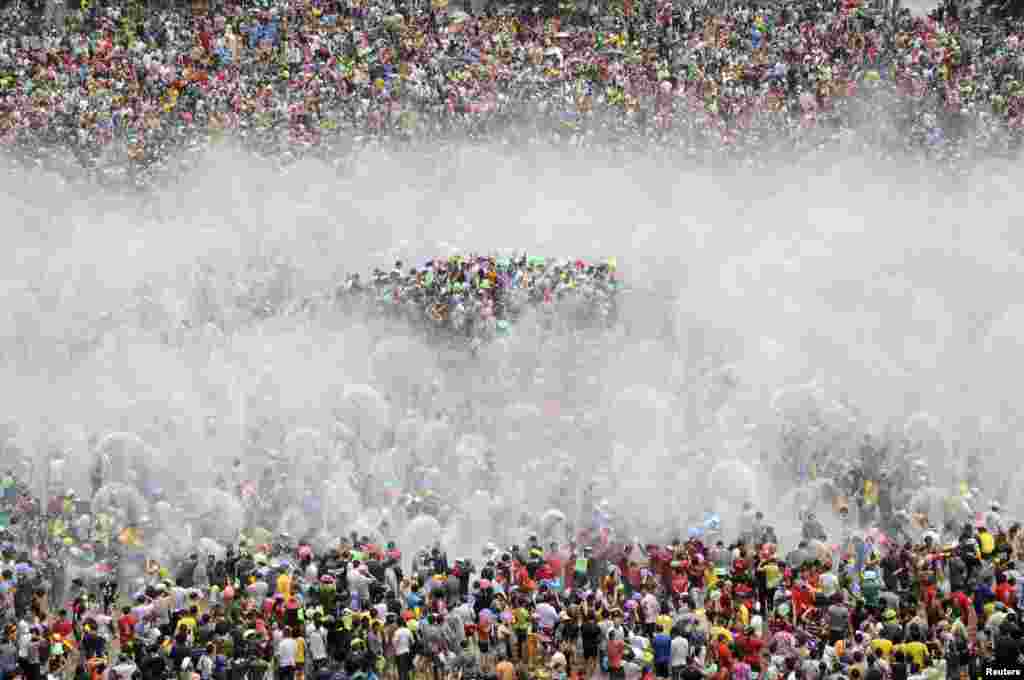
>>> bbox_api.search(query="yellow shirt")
[979,531,995,556]
[295,637,305,664]
[870,638,893,660]
[899,641,929,668]
[277,573,293,599]
[762,563,782,589]
[657,614,673,635]
[735,604,750,627]
[710,626,734,644]
[514,608,531,632]
[177,616,197,635]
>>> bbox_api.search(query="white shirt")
[347,568,373,598]
[598,619,614,643]
[112,663,137,680]
[819,572,838,598]
[393,627,414,656]
[536,602,559,630]
[17,632,31,659]
[307,626,327,661]
[642,593,659,624]
[172,587,189,611]
[277,637,297,669]
[155,596,172,626]
[671,636,689,667]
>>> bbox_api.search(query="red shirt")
[996,583,1017,608]
[608,639,625,670]
[118,614,137,643]
[951,592,972,621]
[622,561,643,590]
[716,641,733,667]
[792,585,814,619]
[741,635,764,669]
[52,619,73,639]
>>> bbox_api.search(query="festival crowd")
[2,0,1024,189]
[0,433,1023,680]
[3,0,1024,677]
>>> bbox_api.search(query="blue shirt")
[653,633,672,664]
[975,583,995,616]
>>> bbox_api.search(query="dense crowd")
[2,447,1024,680]
[5,0,1024,679]
[2,0,1024,189]
[335,254,621,351]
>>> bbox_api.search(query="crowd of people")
[333,254,621,351]
[0,429,1023,680]
[2,0,1024,190]
[3,399,1017,680]
[5,0,1024,678]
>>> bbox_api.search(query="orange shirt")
[496,660,516,680]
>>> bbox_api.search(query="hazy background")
[3,145,1024,553]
